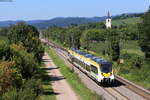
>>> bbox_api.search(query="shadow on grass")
[41,74,61,96]
[41,67,59,71]
[42,74,65,83]
[43,91,60,95]
[43,89,60,96]
[40,67,65,97]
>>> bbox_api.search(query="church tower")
[105,11,112,29]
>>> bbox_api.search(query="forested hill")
[0,17,106,28]
[32,17,107,28]
[0,13,144,28]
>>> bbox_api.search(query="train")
[68,48,115,83]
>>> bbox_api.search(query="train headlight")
[110,72,112,76]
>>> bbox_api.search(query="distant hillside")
[112,17,142,26]
[0,20,44,27]
[0,12,144,28]
[111,12,143,27]
[32,17,107,28]
[0,17,106,28]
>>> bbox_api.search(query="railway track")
[56,48,131,100]
[55,49,129,100]
[116,76,150,100]
[42,39,150,100]
[103,87,130,100]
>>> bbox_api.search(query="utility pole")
[71,32,75,49]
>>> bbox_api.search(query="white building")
[106,11,112,29]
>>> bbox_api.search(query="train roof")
[70,49,111,65]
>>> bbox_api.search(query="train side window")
[91,65,98,75]
[86,64,91,72]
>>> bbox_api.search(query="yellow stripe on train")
[68,49,99,68]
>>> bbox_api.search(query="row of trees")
[0,23,44,99]
[43,21,139,61]
[138,8,150,59]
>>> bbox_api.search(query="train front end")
[99,62,115,83]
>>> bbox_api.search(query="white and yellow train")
[68,49,115,83]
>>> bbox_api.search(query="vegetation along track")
[41,39,150,100]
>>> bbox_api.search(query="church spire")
[107,11,110,18]
[106,11,112,29]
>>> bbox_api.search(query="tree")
[0,40,9,60]
[68,27,82,49]
[81,30,91,50]
[138,8,150,59]
[8,22,39,44]
[0,40,39,79]
[9,44,38,79]
[107,29,120,61]
[8,22,44,63]
[81,29,106,51]
[0,28,9,36]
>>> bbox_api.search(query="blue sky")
[0,0,149,21]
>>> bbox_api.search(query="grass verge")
[45,46,102,100]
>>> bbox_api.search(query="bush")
[2,88,37,100]
[22,79,43,96]
[0,61,22,95]
[0,40,9,60]
[9,44,38,79]
[1,78,43,100]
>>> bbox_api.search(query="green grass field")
[121,40,144,56]
[45,46,102,100]
[88,40,150,89]
[89,40,144,57]
[112,17,141,26]
[0,36,8,41]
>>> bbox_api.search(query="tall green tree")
[8,22,44,63]
[81,29,106,51]
[68,27,82,49]
[138,8,150,59]
[107,29,120,61]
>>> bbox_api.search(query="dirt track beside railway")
[43,52,79,100]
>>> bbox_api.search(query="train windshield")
[100,63,112,73]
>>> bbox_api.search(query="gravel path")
[43,52,79,100]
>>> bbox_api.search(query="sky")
[0,0,150,21]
